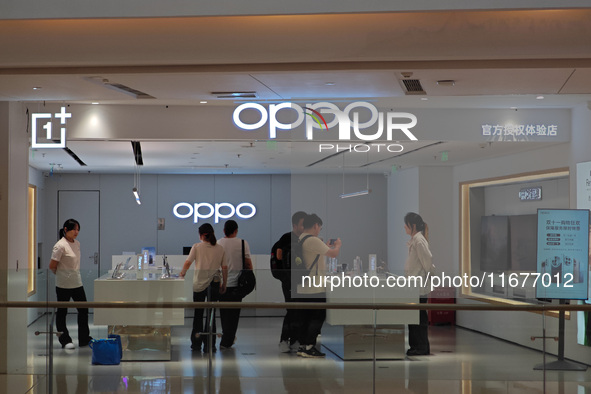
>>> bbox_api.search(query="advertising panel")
[536,209,590,300]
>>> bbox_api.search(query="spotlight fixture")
[132,187,141,205]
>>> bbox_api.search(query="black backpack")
[270,238,290,281]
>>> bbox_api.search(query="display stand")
[533,300,587,371]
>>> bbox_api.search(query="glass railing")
[3,268,591,393]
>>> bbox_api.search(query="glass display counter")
[323,274,419,360]
[94,273,186,361]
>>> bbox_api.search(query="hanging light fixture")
[340,150,372,199]
[340,189,370,199]
[132,141,142,205]
[132,187,141,205]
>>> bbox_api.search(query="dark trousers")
[408,296,430,353]
[191,282,220,350]
[219,287,242,348]
[296,295,326,347]
[55,286,91,346]
[280,280,297,343]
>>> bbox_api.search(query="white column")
[0,102,29,374]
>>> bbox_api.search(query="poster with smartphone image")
[536,209,590,300]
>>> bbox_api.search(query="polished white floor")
[7,313,591,393]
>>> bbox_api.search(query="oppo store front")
[2,96,590,376]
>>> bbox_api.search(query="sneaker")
[296,346,306,357]
[79,337,93,347]
[406,348,428,356]
[299,346,325,358]
[220,344,232,350]
[64,343,75,350]
[289,340,300,352]
[279,340,291,353]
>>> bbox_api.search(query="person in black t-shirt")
[274,211,307,353]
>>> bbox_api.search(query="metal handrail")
[3,301,591,311]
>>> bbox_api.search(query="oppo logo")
[173,202,256,223]
[233,101,418,141]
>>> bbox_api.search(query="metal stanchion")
[34,309,61,394]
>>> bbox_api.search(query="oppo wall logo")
[233,101,418,152]
[173,202,256,223]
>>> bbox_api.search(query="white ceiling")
[2,9,591,174]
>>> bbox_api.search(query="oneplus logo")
[31,107,71,148]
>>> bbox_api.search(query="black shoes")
[406,348,429,356]
[297,346,326,358]
[79,337,93,347]
[202,345,217,353]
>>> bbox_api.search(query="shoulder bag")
[237,239,256,298]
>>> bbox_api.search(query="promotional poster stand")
[533,299,587,371]
[533,208,590,371]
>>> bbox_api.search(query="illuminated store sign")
[519,187,542,201]
[173,202,256,223]
[481,124,558,138]
[31,106,72,148]
[233,101,418,142]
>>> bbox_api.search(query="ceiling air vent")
[83,77,155,99]
[104,82,155,99]
[400,79,426,95]
[212,91,258,99]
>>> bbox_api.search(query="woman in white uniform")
[49,219,93,349]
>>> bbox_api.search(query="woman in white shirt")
[180,223,228,353]
[404,212,433,356]
[217,220,253,349]
[49,219,93,349]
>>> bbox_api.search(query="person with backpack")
[294,213,341,358]
[271,211,307,353]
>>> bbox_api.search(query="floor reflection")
[15,315,591,393]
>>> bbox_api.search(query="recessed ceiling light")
[325,82,335,86]
[91,102,99,105]
[200,101,208,104]
[420,97,428,101]
[33,87,42,90]
[536,95,544,100]
[510,106,517,109]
